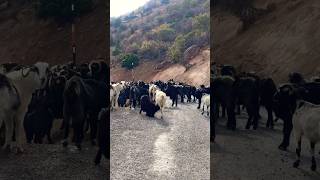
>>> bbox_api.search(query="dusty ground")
[111,98,210,180]
[0,120,109,180]
[111,49,210,87]
[211,108,320,180]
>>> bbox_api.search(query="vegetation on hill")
[121,53,140,70]
[110,0,209,66]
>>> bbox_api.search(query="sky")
[110,0,150,17]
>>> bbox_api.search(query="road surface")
[211,108,320,180]
[111,99,210,180]
[0,121,109,180]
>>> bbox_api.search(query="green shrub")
[152,24,176,42]
[187,29,209,46]
[168,35,186,63]
[111,18,122,28]
[113,48,121,56]
[184,31,196,47]
[192,13,209,33]
[183,0,197,9]
[112,42,122,56]
[140,40,160,59]
[121,54,139,70]
[140,41,169,58]
[126,43,140,54]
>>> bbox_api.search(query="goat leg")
[95,149,102,165]
[90,118,97,146]
[311,142,316,171]
[62,119,70,147]
[293,138,301,168]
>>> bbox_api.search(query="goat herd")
[0,61,109,165]
[212,65,320,171]
[1,61,319,172]
[110,79,210,118]
[0,60,211,168]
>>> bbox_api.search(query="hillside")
[110,0,210,86]
[112,48,210,86]
[212,0,320,84]
[0,0,107,65]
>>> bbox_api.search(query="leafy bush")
[184,31,197,47]
[192,13,209,33]
[118,24,127,32]
[121,54,139,70]
[140,40,161,59]
[152,24,176,42]
[168,35,186,63]
[174,18,192,34]
[36,0,93,23]
[113,48,121,56]
[155,15,167,24]
[111,18,122,28]
[139,40,169,59]
[126,43,140,54]
[112,42,122,56]
[182,0,198,9]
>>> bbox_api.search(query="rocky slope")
[111,49,210,86]
[212,0,320,83]
[0,0,107,65]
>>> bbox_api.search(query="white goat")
[0,62,49,153]
[110,85,115,110]
[110,85,115,102]
[293,100,320,171]
[111,83,124,109]
[155,90,166,119]
[149,84,159,102]
[201,94,210,116]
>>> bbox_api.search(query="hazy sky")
[110,0,150,17]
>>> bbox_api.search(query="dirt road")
[111,100,210,180]
[211,108,320,180]
[0,125,109,180]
